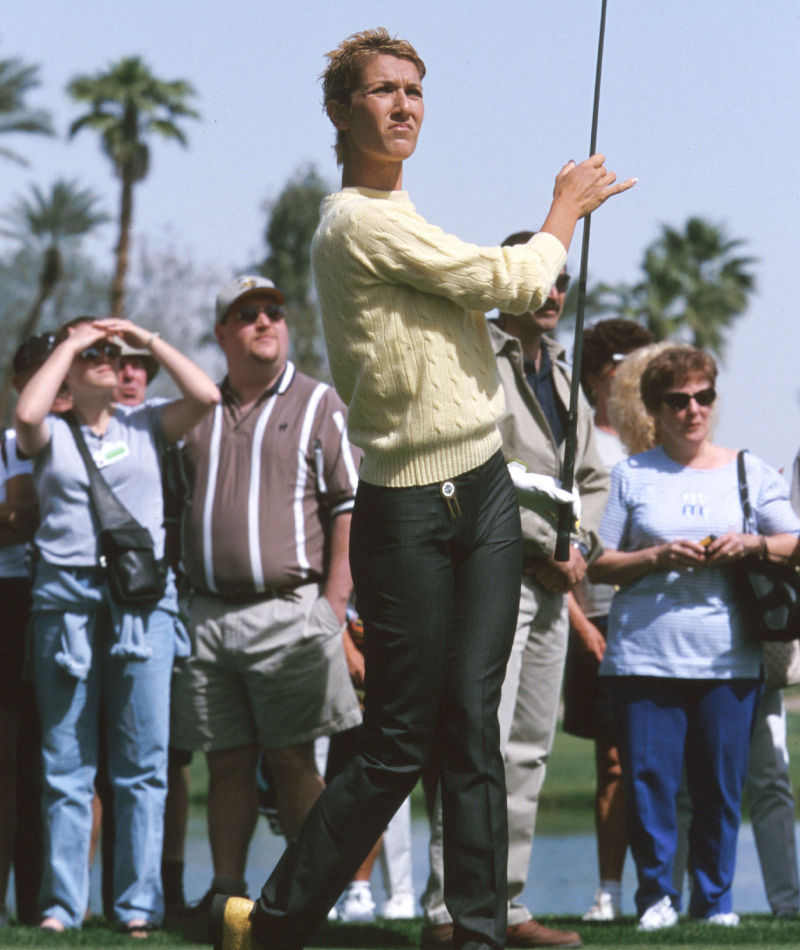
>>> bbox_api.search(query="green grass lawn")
[9,689,795,947]
[2,915,800,949]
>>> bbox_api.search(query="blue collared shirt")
[523,345,567,446]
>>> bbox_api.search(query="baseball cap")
[215,275,286,323]
[12,333,58,375]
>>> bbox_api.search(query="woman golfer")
[214,28,635,950]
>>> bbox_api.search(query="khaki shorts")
[170,582,362,751]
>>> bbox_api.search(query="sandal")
[123,919,159,938]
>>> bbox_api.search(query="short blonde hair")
[608,342,683,455]
[321,28,426,166]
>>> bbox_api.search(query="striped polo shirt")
[181,361,360,597]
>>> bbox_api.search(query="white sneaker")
[380,891,416,919]
[336,882,376,923]
[327,905,340,921]
[704,912,739,926]
[582,889,622,921]
[637,896,678,931]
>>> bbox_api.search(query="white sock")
[601,880,622,905]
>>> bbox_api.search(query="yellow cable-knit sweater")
[311,187,567,488]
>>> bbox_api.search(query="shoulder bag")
[729,449,800,644]
[66,414,167,606]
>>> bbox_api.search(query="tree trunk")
[110,169,134,318]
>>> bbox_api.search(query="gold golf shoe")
[210,895,256,950]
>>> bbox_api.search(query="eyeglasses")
[234,303,284,324]
[554,274,571,294]
[78,343,121,362]
[662,387,716,411]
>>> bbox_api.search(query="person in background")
[15,316,219,933]
[171,275,362,931]
[607,344,800,920]
[114,342,160,407]
[91,338,194,923]
[0,336,52,927]
[562,319,653,921]
[589,346,800,930]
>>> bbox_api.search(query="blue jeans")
[32,573,175,928]
[613,675,761,919]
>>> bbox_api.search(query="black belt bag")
[66,414,167,607]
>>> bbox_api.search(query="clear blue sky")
[3,0,799,469]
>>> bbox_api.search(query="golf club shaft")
[554,0,608,561]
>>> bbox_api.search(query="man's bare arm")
[323,512,353,627]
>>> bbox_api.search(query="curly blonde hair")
[321,28,426,166]
[607,342,685,455]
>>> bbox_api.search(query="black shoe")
[421,923,454,949]
[182,883,248,941]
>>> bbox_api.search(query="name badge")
[92,441,130,470]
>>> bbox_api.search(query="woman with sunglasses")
[588,346,800,930]
[14,316,219,934]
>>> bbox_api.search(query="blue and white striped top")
[598,446,800,679]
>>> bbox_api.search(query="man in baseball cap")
[214,276,285,324]
[172,274,360,928]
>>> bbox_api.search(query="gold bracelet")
[144,331,161,348]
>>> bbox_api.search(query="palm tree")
[0,54,54,164]
[0,179,108,421]
[67,57,199,317]
[584,218,756,356]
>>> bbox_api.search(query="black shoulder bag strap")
[736,449,755,534]
[64,413,147,534]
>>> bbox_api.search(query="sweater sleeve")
[347,200,567,315]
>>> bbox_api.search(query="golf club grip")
[554,504,573,561]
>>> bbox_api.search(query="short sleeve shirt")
[32,403,168,566]
[598,446,800,679]
[181,362,360,596]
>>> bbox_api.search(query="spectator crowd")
[2,278,798,944]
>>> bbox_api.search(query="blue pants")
[254,451,523,950]
[613,675,761,919]
[32,596,175,928]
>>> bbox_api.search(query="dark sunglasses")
[78,343,121,362]
[554,274,571,293]
[235,303,284,324]
[662,387,716,411]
